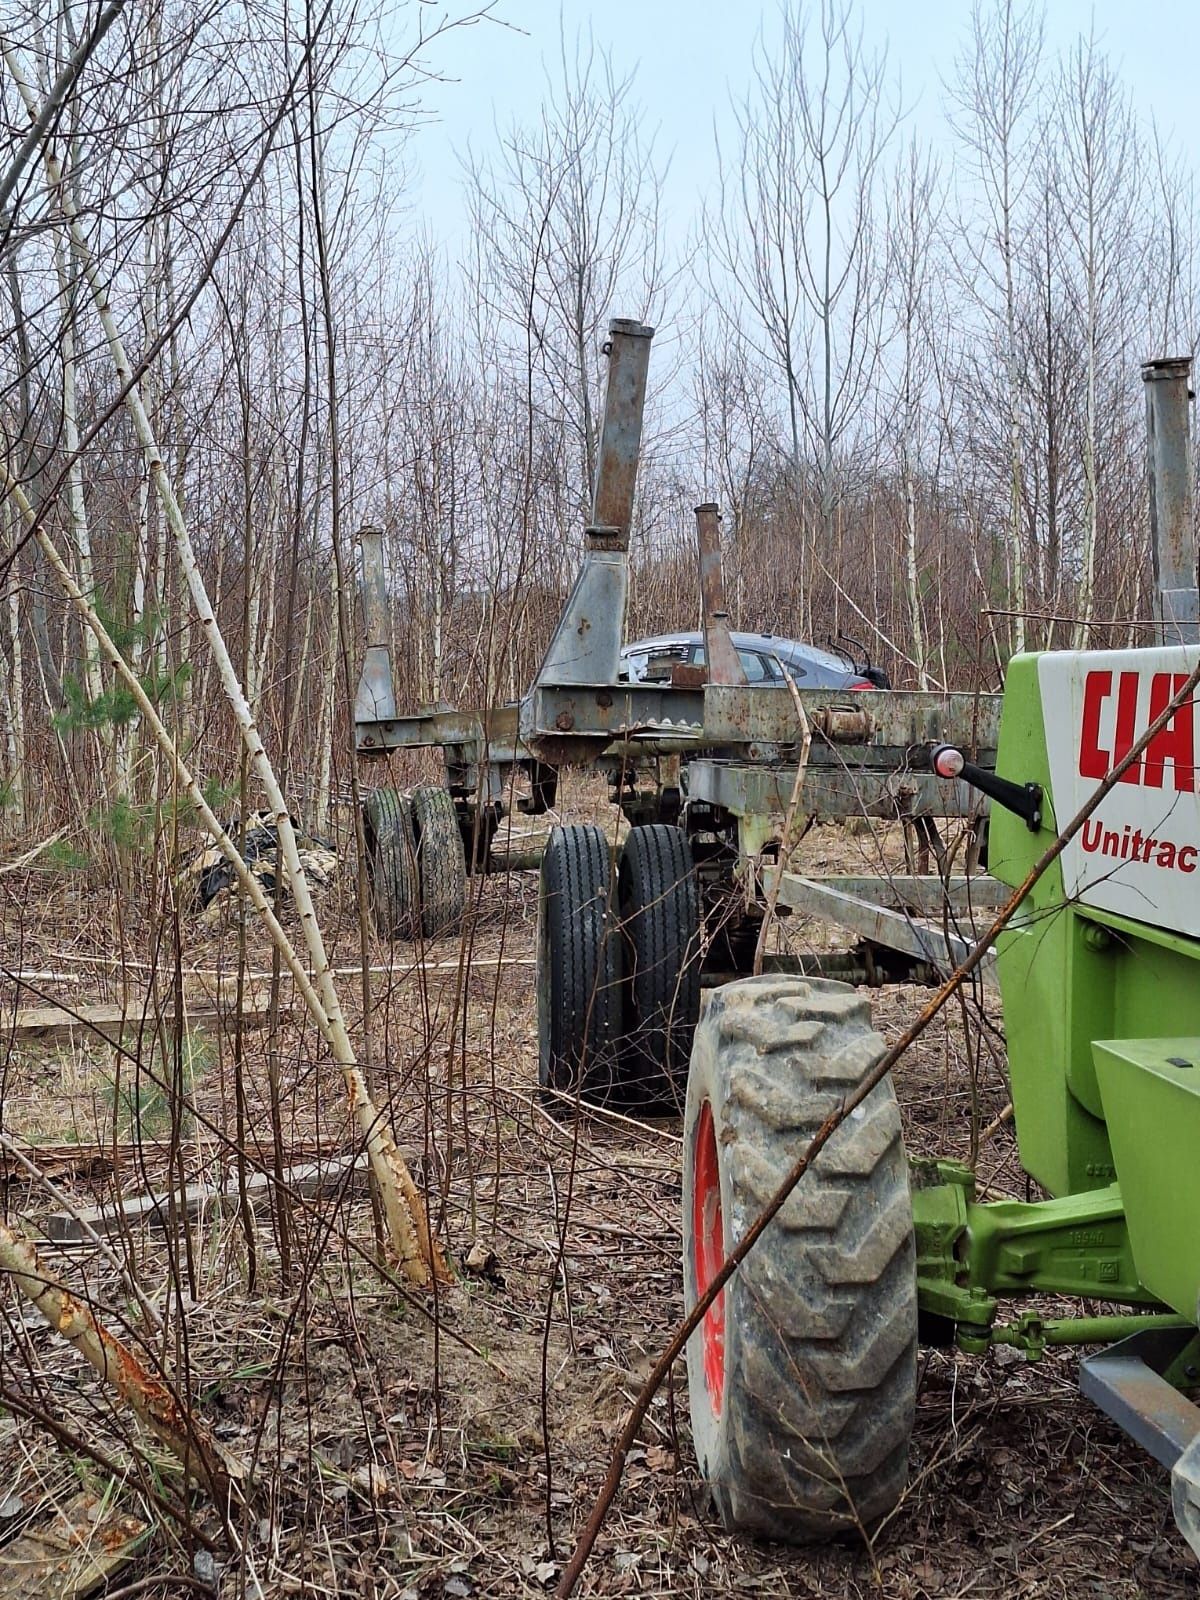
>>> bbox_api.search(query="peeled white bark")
[0,1218,242,1499]
[51,230,104,716]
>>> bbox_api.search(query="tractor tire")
[618,824,701,1113]
[537,824,624,1108]
[364,789,420,940]
[682,974,917,1541]
[412,785,467,937]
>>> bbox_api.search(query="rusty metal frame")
[351,312,1009,982]
[766,868,1005,988]
[1081,1326,1200,1470]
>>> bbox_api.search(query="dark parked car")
[619,630,888,690]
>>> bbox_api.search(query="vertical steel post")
[589,318,655,546]
[694,503,747,686]
[532,319,655,688]
[1143,357,1199,644]
[354,524,398,729]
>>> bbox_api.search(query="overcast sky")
[398,0,1200,259]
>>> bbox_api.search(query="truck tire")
[364,789,419,940]
[618,825,701,1112]
[412,785,467,937]
[537,824,624,1108]
[682,974,917,1541]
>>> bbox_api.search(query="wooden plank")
[0,1491,146,1600]
[40,1151,368,1242]
[3,992,272,1046]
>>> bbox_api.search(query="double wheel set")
[536,822,701,1114]
[363,785,467,940]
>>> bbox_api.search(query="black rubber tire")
[412,785,467,937]
[618,825,701,1113]
[537,824,624,1107]
[682,974,917,1541]
[364,789,419,940]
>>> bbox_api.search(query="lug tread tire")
[683,974,917,1542]
[618,825,701,1112]
[412,785,467,937]
[364,789,419,940]
[538,824,624,1106]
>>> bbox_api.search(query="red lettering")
[1143,674,1196,793]
[1113,672,1144,785]
[1079,671,1111,779]
[1181,847,1199,873]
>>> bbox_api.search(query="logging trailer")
[354,325,1200,1556]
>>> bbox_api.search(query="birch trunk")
[4,51,446,1285]
[52,231,103,717]
[902,461,929,689]
[2,501,25,831]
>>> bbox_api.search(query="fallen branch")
[0,828,67,874]
[555,660,1200,1597]
[0,1220,243,1504]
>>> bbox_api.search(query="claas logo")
[1078,670,1196,791]
[1077,669,1198,876]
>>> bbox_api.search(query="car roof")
[622,631,855,675]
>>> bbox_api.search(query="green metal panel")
[989,655,1200,1198]
[1093,1038,1200,1321]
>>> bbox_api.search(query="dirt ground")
[0,790,1195,1598]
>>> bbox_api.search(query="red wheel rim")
[691,1099,726,1414]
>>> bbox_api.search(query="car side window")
[767,653,805,683]
[737,648,775,683]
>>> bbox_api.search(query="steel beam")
[695,502,746,688]
[701,684,1001,755]
[768,869,999,985]
[530,319,654,693]
[1143,356,1199,644]
[1081,1326,1200,1470]
[683,757,982,821]
[354,525,398,728]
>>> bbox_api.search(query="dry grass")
[0,793,1194,1597]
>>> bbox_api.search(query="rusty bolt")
[555,711,575,731]
[597,690,613,709]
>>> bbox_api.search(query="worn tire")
[412,785,467,937]
[618,825,701,1113]
[682,974,917,1541]
[537,824,624,1107]
[364,789,419,940]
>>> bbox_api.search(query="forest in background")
[2,0,1198,841]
